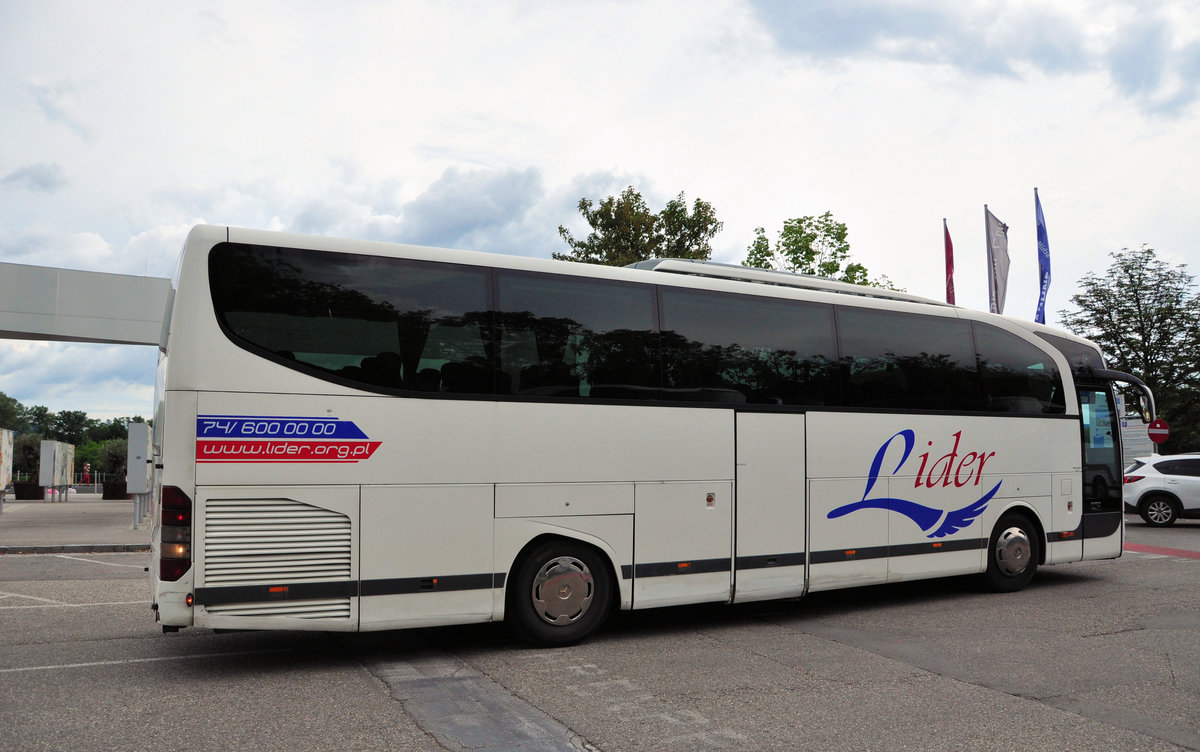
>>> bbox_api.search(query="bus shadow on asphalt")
[595,567,1101,644]
[152,567,1107,671]
[338,567,1104,656]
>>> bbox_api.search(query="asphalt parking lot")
[2,519,1198,752]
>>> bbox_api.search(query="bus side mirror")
[1137,395,1152,423]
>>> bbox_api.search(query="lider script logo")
[827,429,1001,538]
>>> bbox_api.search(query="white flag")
[985,206,1010,314]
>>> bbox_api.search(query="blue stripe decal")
[197,415,368,439]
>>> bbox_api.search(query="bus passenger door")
[733,413,807,603]
[1079,386,1123,558]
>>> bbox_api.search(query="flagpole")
[984,204,992,313]
[943,217,954,305]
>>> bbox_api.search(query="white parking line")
[0,594,149,610]
[0,590,69,605]
[52,553,145,569]
[0,649,292,674]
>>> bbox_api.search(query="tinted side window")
[1178,460,1200,477]
[1037,332,1104,371]
[975,323,1066,414]
[837,307,978,410]
[1153,460,1181,475]
[496,271,658,399]
[210,243,492,394]
[660,288,838,405]
[1156,459,1200,477]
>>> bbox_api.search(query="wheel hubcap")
[531,556,594,625]
[1147,500,1173,524]
[994,526,1031,577]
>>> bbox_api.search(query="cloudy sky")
[2,0,1199,419]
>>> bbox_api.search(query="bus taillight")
[160,486,192,582]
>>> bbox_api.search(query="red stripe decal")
[197,440,381,463]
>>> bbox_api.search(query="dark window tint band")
[209,242,1066,415]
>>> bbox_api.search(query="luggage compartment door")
[734,412,807,603]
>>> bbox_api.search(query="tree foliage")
[54,410,92,446]
[1058,245,1200,453]
[97,438,130,476]
[742,211,897,289]
[0,392,23,430]
[0,391,146,476]
[12,432,42,479]
[555,187,723,266]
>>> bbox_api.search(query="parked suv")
[1123,454,1200,526]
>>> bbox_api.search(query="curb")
[0,544,150,555]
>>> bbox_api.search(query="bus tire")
[1140,496,1178,527]
[506,539,613,646]
[981,512,1039,592]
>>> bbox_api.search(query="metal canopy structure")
[0,261,172,348]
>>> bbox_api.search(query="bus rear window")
[209,243,491,393]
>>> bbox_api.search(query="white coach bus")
[150,225,1152,644]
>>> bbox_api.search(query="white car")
[1123,454,1200,526]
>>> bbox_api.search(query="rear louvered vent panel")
[205,598,351,620]
[203,499,352,588]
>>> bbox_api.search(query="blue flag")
[1034,188,1051,324]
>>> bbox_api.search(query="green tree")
[0,392,24,431]
[657,193,723,260]
[96,438,128,476]
[1058,245,1200,453]
[23,405,53,435]
[743,211,897,289]
[86,417,141,443]
[555,187,723,266]
[0,392,147,479]
[53,410,95,446]
[75,440,103,477]
[12,432,42,479]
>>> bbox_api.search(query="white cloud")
[0,341,157,419]
[0,231,117,271]
[397,167,545,249]
[1,162,69,193]
[0,0,1199,416]
[749,0,1200,115]
[27,78,92,139]
[119,222,203,278]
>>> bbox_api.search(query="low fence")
[4,477,130,500]
[9,471,122,485]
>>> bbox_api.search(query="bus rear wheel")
[507,539,613,646]
[982,512,1039,592]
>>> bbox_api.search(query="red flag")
[944,218,955,304]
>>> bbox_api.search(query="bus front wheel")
[506,539,613,646]
[982,512,1040,592]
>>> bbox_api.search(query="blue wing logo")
[928,482,999,538]
[827,428,1000,538]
